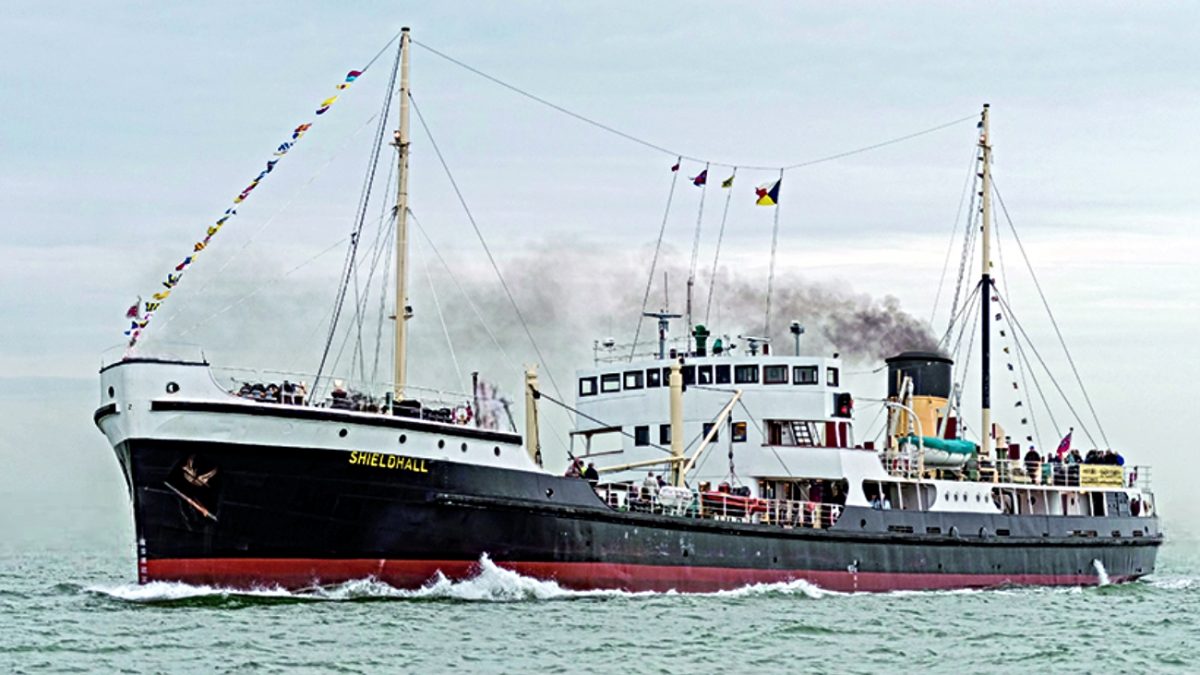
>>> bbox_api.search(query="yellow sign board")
[1080,465,1123,488]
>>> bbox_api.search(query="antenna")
[643,311,682,360]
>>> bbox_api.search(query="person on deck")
[565,458,583,478]
[1024,447,1041,483]
[583,462,599,485]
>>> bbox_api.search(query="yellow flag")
[320,96,338,107]
[152,290,171,301]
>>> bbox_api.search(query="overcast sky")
[2,2,1198,550]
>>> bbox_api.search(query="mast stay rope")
[409,93,565,400]
[629,161,681,361]
[993,181,1110,447]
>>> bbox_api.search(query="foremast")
[979,103,994,459]
[393,27,413,400]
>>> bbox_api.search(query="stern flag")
[1056,428,1074,459]
[755,179,781,206]
[692,169,708,187]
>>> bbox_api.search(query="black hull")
[119,438,1161,592]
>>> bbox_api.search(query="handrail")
[594,482,843,530]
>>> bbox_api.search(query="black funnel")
[885,351,953,398]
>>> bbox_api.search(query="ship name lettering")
[347,451,429,473]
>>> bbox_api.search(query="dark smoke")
[431,246,939,370]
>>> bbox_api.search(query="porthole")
[107,386,115,399]
[399,434,407,444]
[493,446,501,457]
[461,442,468,452]
[976,494,982,502]
[438,439,445,449]
[165,381,179,394]
[545,488,554,498]
[860,519,867,529]
[338,428,348,438]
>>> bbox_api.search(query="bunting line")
[123,67,367,346]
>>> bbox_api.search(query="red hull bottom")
[143,558,1123,593]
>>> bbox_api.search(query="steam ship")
[95,29,1160,591]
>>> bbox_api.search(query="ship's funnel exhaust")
[886,351,954,450]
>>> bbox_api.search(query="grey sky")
[2,2,1198,549]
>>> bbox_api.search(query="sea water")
[2,542,1197,673]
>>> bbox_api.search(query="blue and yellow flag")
[755,179,781,206]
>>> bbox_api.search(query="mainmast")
[979,103,993,458]
[393,27,412,400]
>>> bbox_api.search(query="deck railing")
[594,483,843,529]
[883,453,1152,491]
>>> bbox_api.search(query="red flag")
[670,160,680,172]
[1055,428,1073,458]
[124,298,141,319]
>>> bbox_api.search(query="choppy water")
[3,542,1198,673]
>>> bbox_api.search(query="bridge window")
[697,365,714,385]
[715,364,731,384]
[734,365,759,384]
[732,421,748,442]
[634,425,650,446]
[826,367,840,387]
[579,377,597,397]
[764,365,788,384]
[646,368,662,388]
[623,371,644,390]
[793,365,818,385]
[659,424,671,444]
[702,422,719,442]
[601,373,621,393]
[682,365,696,386]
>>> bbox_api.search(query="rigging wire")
[994,292,1099,447]
[946,173,982,336]
[312,43,402,396]
[408,93,565,400]
[704,168,736,324]
[686,162,710,345]
[629,160,682,360]
[156,113,383,332]
[409,210,572,456]
[993,181,1110,447]
[412,39,975,172]
[172,236,350,340]
[533,388,673,456]
[414,231,465,387]
[993,212,1044,451]
[370,160,397,384]
[931,146,982,326]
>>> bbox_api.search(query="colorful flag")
[152,290,171,301]
[692,169,707,187]
[345,70,362,82]
[125,298,141,319]
[174,257,192,271]
[316,96,338,115]
[721,174,735,189]
[1055,428,1073,459]
[670,160,680,172]
[755,179,781,206]
[144,301,160,312]
[275,142,293,156]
